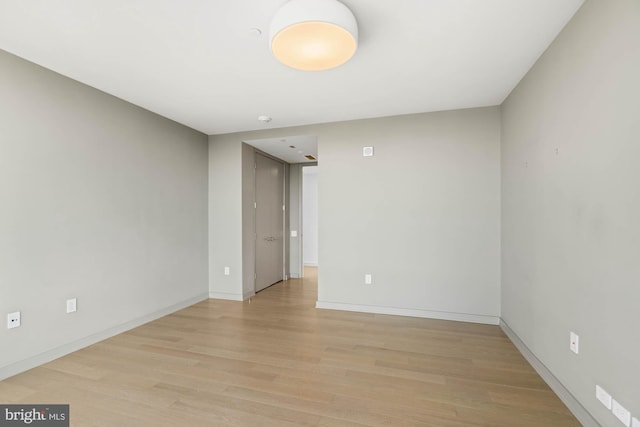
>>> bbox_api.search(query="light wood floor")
[0,268,579,426]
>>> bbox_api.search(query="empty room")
[1,0,638,425]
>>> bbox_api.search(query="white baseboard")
[315,301,500,325]
[500,320,599,427]
[0,292,209,382]
[209,291,244,301]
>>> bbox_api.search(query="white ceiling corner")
[0,0,585,136]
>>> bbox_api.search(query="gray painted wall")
[208,135,243,299]
[302,166,319,266]
[243,144,290,295]
[316,109,501,321]
[501,0,640,425]
[208,107,501,323]
[241,143,256,298]
[0,49,209,376]
[288,164,303,279]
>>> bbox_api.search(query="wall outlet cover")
[7,311,21,329]
[570,331,579,354]
[596,385,612,410]
[612,399,631,427]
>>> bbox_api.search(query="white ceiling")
[0,0,584,135]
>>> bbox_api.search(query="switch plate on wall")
[7,312,20,329]
[66,298,77,314]
[364,274,372,285]
[291,230,297,237]
[224,267,230,276]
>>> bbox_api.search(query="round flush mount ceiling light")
[270,0,358,71]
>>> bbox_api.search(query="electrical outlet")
[570,331,579,354]
[612,399,631,427]
[224,266,230,276]
[631,417,639,427]
[364,274,372,285]
[7,311,21,329]
[596,385,612,410]
[66,298,77,314]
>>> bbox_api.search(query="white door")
[255,153,285,292]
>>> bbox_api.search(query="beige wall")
[209,107,501,323]
[208,135,243,299]
[0,50,209,378]
[501,0,640,424]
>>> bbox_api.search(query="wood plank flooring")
[0,268,579,426]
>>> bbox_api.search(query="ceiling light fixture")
[270,0,358,71]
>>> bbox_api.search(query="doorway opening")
[243,135,318,295]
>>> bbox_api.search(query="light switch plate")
[291,230,298,237]
[66,298,77,314]
[224,267,230,276]
[612,399,631,427]
[364,274,372,285]
[596,385,612,410]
